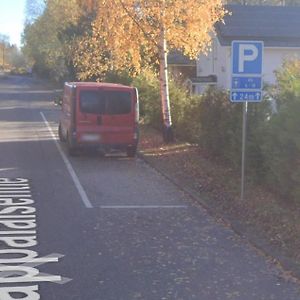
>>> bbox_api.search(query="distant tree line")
[0,34,9,68]
[22,0,95,82]
[0,34,26,70]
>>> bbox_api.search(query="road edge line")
[40,112,93,209]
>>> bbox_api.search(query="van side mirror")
[53,91,63,106]
[54,96,62,106]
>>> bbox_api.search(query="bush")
[262,103,300,202]
[261,59,300,202]
[176,94,203,142]
[132,70,161,129]
[10,67,31,76]
[189,87,271,175]
[105,71,133,86]
[132,70,199,136]
[245,100,272,181]
[197,88,241,165]
[132,62,299,203]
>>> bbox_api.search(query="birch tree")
[79,0,226,142]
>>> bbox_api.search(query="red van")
[58,82,139,157]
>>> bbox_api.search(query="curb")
[137,150,300,283]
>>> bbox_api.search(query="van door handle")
[97,115,102,125]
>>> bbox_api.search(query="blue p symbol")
[232,41,263,74]
[239,44,258,73]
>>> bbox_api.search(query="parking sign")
[231,41,264,102]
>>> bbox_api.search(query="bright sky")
[0,0,26,47]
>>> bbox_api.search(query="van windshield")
[80,90,132,115]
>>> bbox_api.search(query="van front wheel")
[126,146,137,158]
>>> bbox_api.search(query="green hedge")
[261,60,300,202]
[262,100,300,201]
[190,88,271,177]
[132,70,191,132]
[132,70,161,128]
[116,65,299,203]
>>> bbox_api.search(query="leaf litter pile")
[139,125,300,281]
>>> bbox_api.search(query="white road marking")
[0,179,72,298]
[0,231,36,235]
[0,168,16,172]
[0,190,30,193]
[0,253,72,285]
[0,194,32,197]
[100,205,188,209]
[0,215,35,219]
[40,112,93,208]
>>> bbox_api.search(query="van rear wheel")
[58,124,65,142]
[126,146,137,158]
[67,134,77,156]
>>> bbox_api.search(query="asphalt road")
[0,75,299,300]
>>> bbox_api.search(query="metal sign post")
[241,101,248,201]
[231,41,264,201]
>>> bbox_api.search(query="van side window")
[105,91,131,115]
[80,91,105,114]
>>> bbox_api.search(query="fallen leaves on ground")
[139,125,300,280]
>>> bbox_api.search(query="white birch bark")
[159,28,172,131]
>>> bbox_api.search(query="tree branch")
[117,0,159,49]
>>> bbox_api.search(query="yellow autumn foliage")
[75,0,227,79]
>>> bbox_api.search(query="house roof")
[216,5,300,47]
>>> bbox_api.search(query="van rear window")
[80,91,105,114]
[79,90,132,115]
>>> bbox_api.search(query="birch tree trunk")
[159,27,174,143]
